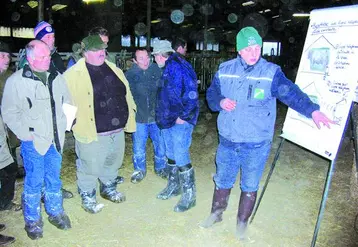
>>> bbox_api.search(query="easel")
[249,108,356,247]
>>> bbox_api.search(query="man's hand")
[176,117,186,124]
[220,98,236,111]
[312,110,335,129]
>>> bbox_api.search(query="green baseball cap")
[236,27,262,52]
[81,35,108,51]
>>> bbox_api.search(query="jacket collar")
[22,63,58,85]
[238,55,262,72]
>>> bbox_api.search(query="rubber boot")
[115,176,124,184]
[157,159,181,200]
[0,234,15,245]
[79,189,104,214]
[201,187,231,228]
[62,188,74,199]
[174,164,196,212]
[24,219,43,240]
[48,212,71,230]
[22,193,43,240]
[236,191,257,240]
[99,180,126,203]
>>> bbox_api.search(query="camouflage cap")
[152,40,175,55]
[81,35,108,51]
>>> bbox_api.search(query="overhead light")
[83,0,106,3]
[207,27,215,31]
[52,4,67,11]
[259,11,263,13]
[293,13,310,17]
[264,9,271,12]
[151,19,162,24]
[283,19,291,23]
[272,15,280,19]
[182,24,193,28]
[27,0,38,8]
[242,1,255,6]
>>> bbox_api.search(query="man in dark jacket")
[154,40,199,212]
[0,40,16,246]
[203,26,333,239]
[125,48,167,183]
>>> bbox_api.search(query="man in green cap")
[64,35,136,214]
[203,26,334,239]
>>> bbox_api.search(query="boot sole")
[174,201,196,212]
[156,190,181,200]
[26,232,43,240]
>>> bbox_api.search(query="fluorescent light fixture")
[283,19,291,23]
[264,9,271,12]
[151,19,162,24]
[27,0,38,8]
[52,4,67,11]
[182,24,193,28]
[293,13,310,17]
[259,11,263,13]
[83,0,106,3]
[242,1,255,6]
[207,28,215,31]
[272,15,280,19]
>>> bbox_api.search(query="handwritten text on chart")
[328,80,350,94]
[333,44,358,69]
[311,20,358,34]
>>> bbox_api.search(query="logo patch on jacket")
[254,88,264,99]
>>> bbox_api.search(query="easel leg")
[250,137,285,224]
[310,160,336,247]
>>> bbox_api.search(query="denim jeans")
[162,122,194,167]
[214,137,271,192]
[132,122,166,172]
[21,142,63,223]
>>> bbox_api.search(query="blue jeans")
[214,137,271,192]
[162,122,194,167]
[21,142,63,223]
[132,122,166,172]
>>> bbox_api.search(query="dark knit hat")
[34,21,54,40]
[0,41,11,54]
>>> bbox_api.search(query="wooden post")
[38,0,44,22]
[146,0,151,50]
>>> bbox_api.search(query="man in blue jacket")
[125,48,167,183]
[203,27,333,239]
[154,40,199,212]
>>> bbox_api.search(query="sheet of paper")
[62,103,77,131]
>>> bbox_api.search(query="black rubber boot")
[0,234,15,246]
[79,189,104,214]
[48,212,71,230]
[99,180,126,203]
[25,219,43,240]
[236,191,257,240]
[115,176,124,184]
[130,170,146,184]
[174,164,196,212]
[201,187,231,228]
[62,188,73,199]
[157,159,181,200]
[155,168,169,179]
